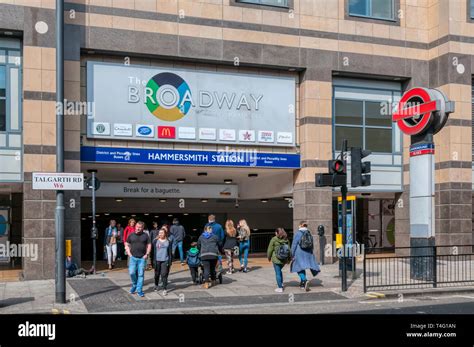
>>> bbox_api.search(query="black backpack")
[299,230,314,250]
[275,243,291,261]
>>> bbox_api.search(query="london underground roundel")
[392,87,440,136]
[145,72,192,122]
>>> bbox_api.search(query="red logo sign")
[158,126,176,139]
[392,87,440,136]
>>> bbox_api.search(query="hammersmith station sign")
[87,62,296,147]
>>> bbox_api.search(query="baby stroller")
[198,260,224,285]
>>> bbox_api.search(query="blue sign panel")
[81,146,301,169]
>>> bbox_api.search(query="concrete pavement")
[1,256,474,314]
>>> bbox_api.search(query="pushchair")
[198,259,223,285]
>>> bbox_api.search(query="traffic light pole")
[92,171,97,274]
[340,140,348,292]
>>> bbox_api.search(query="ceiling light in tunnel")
[261,199,268,203]
[201,199,208,203]
[224,179,232,184]
[177,178,186,183]
[128,177,138,183]
[115,198,123,202]
[160,199,167,202]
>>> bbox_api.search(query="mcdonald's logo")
[158,126,176,139]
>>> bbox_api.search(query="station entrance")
[80,163,295,262]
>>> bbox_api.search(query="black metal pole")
[341,139,348,292]
[55,0,65,304]
[341,184,348,292]
[92,172,97,273]
[320,235,325,265]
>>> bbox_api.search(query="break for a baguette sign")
[392,87,454,136]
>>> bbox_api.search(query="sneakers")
[129,286,137,294]
[137,291,145,297]
[304,280,310,292]
[274,288,284,293]
[162,290,167,296]
[242,268,249,273]
[154,286,159,291]
[181,262,185,266]
[226,270,232,275]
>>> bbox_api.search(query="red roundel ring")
[393,87,437,136]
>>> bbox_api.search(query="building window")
[334,87,400,154]
[0,66,5,132]
[349,0,394,20]
[471,0,474,18]
[237,0,289,8]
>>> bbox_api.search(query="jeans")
[154,261,170,289]
[273,263,284,288]
[172,240,184,262]
[128,256,146,292]
[116,242,124,260]
[189,266,199,283]
[298,269,319,282]
[202,259,217,282]
[105,244,117,265]
[239,240,250,268]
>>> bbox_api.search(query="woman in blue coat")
[291,221,320,291]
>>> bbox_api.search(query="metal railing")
[363,245,474,292]
[249,232,293,253]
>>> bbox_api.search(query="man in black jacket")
[198,226,223,289]
[170,218,186,265]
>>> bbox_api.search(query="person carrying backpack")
[267,228,291,293]
[186,242,201,285]
[198,226,223,289]
[290,221,320,292]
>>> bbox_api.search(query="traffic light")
[316,159,347,187]
[329,159,346,174]
[351,147,371,187]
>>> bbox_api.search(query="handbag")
[233,245,239,256]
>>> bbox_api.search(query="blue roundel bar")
[81,146,301,169]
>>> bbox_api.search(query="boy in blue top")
[186,242,201,285]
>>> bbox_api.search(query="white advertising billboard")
[87,62,296,147]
